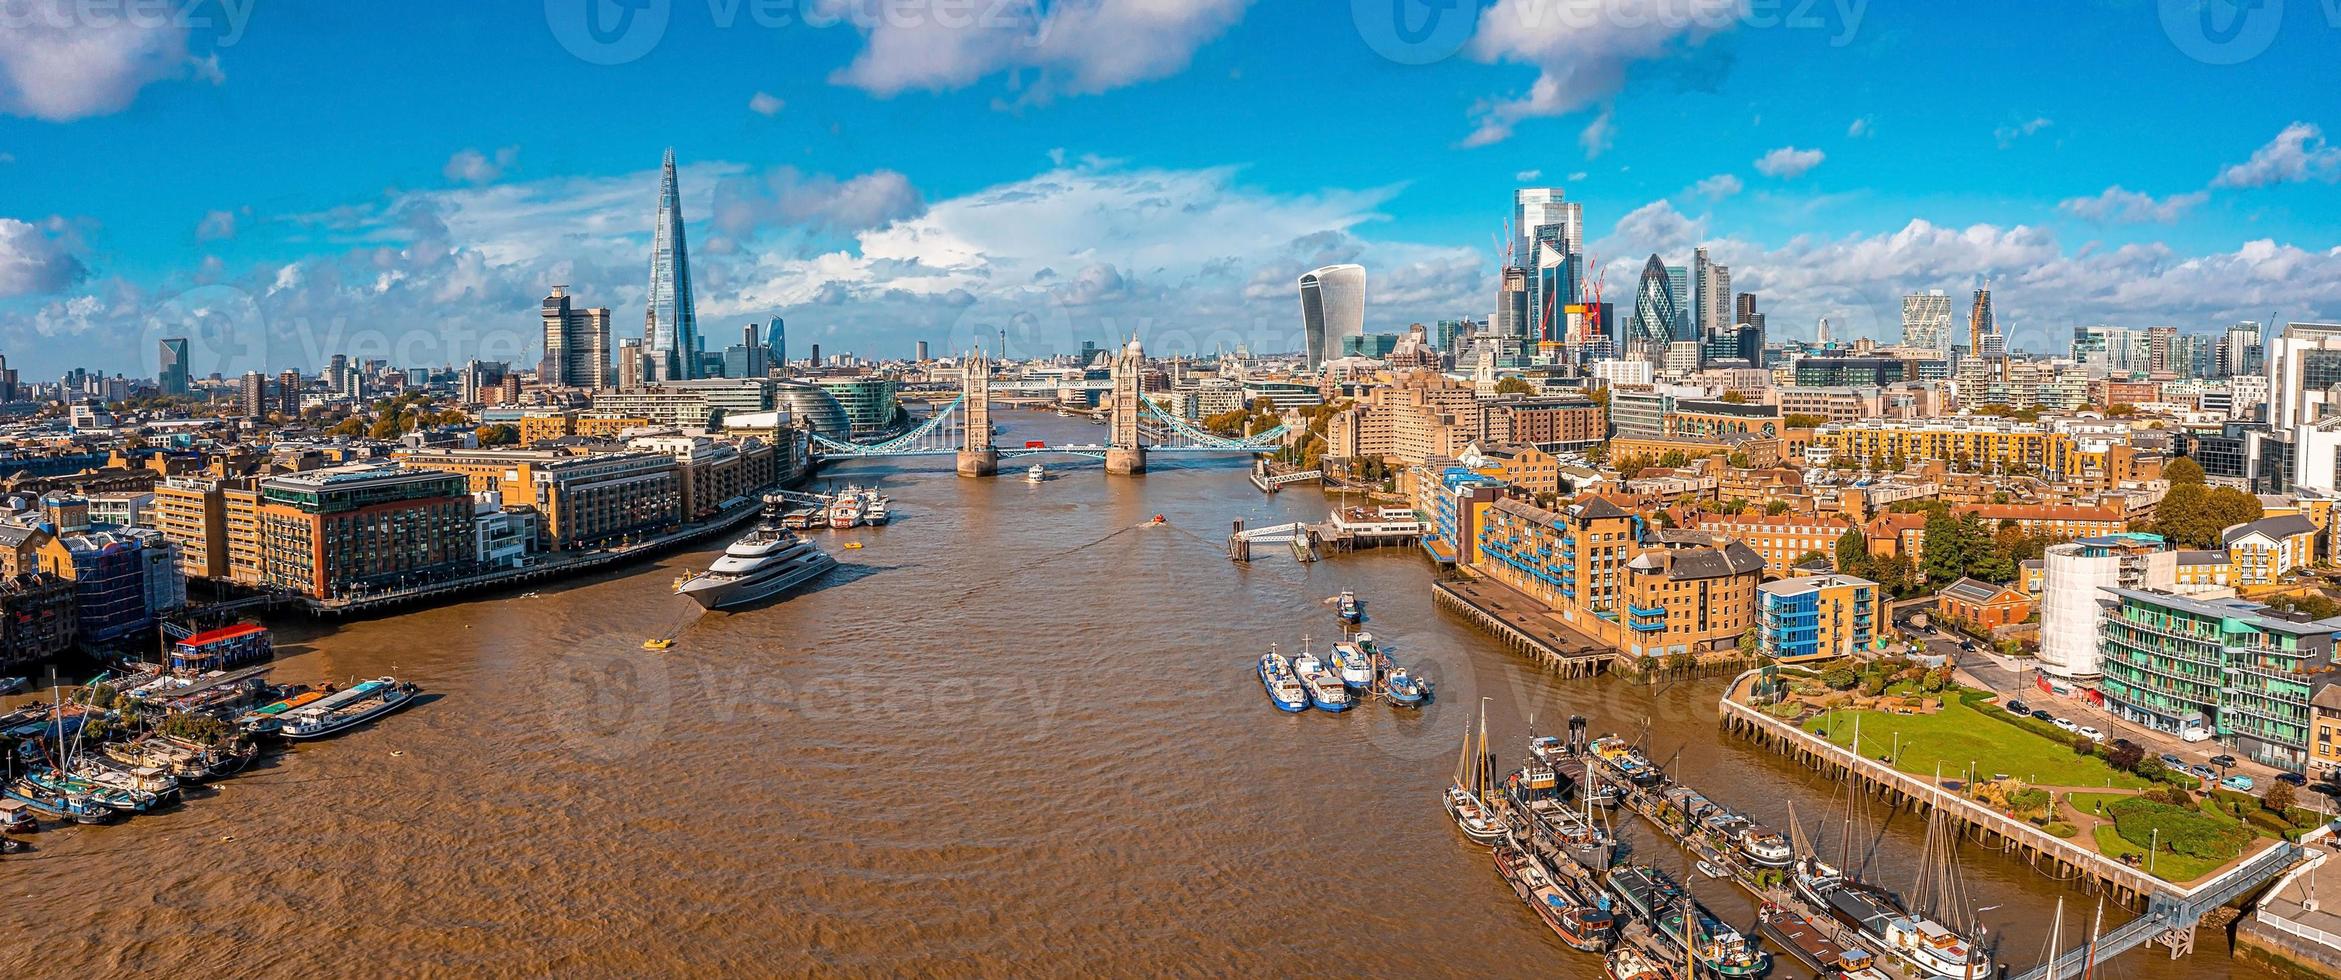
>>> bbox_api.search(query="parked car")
[2181,728,2212,743]
[2077,726,2106,742]
[2159,753,2186,768]
[2053,718,2078,732]
[2221,774,2257,792]
[2209,754,2238,768]
[2277,772,2307,786]
[2311,783,2341,800]
[2110,738,2137,752]
[2006,699,2029,715]
[2188,764,2217,780]
[2031,708,2054,720]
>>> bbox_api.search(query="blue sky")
[1,0,2337,379]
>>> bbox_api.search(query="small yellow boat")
[842,542,864,550]
[642,638,674,651]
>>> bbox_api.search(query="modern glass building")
[2098,587,2340,771]
[1757,573,1881,664]
[1297,264,1366,369]
[815,377,903,440]
[644,149,702,383]
[158,338,190,396]
[1630,255,1679,348]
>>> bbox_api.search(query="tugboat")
[1291,645,1350,713]
[1328,641,1373,690]
[1384,663,1428,707]
[1256,646,1309,713]
[1335,590,1362,623]
[675,496,840,611]
[1494,841,1615,952]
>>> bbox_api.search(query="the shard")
[644,148,701,381]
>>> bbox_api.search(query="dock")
[1226,508,1423,563]
[1432,576,1616,679]
[1717,669,2307,973]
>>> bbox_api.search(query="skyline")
[1,2,2338,379]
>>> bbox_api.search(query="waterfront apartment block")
[1810,419,2132,478]
[1688,511,1855,575]
[398,447,683,551]
[1757,573,1882,663]
[254,465,478,599]
[1490,396,1605,451]
[2223,514,2318,585]
[1472,496,1762,659]
[152,477,229,579]
[2097,587,2340,771]
[1412,465,1507,564]
[0,572,75,670]
[625,435,778,521]
[1326,372,1496,466]
[1664,399,1779,440]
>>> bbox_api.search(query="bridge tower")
[955,348,998,477]
[1105,334,1147,475]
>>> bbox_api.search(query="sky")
[0,0,2337,381]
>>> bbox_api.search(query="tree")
[2165,457,2205,486]
[2154,483,2264,548]
[1493,376,1536,396]
[1783,413,1827,429]
[2105,403,2137,416]
[1766,500,1791,516]
[475,424,520,446]
[2264,780,2297,814]
[1835,528,1870,574]
[1719,390,1748,404]
[2071,734,2096,756]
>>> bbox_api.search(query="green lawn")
[1802,697,2149,790]
[2066,791,2135,819]
[2092,824,2225,884]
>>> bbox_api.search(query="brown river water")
[0,414,2251,977]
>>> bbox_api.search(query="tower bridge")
[807,337,1288,476]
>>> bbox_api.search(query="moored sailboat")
[1494,841,1615,952]
[1444,699,1505,844]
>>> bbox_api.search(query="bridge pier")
[955,448,998,477]
[1105,446,1146,475]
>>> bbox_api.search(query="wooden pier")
[1716,669,2305,970]
[1433,577,1616,679]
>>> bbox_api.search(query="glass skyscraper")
[1631,255,1680,348]
[158,337,190,396]
[644,148,702,382]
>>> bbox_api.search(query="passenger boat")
[1291,649,1349,713]
[107,734,254,780]
[1026,464,1047,484]
[675,497,841,611]
[1757,903,1890,979]
[827,492,867,529]
[864,496,890,526]
[1351,632,1379,658]
[280,677,420,741]
[1604,947,1673,980]
[1444,701,1506,845]
[1335,590,1362,623]
[1494,841,1615,952]
[1588,736,1665,786]
[1384,663,1428,706]
[1256,647,1308,713]
[782,507,822,529]
[1327,642,1373,690]
[238,687,328,735]
[1605,865,1769,978]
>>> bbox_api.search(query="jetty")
[1431,576,1616,679]
[1226,508,1423,563]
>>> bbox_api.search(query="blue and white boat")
[1257,648,1309,713]
[1292,650,1350,712]
[1352,631,1379,657]
[1328,642,1373,690]
[280,677,420,740]
[4,780,115,825]
[1386,663,1428,706]
[1335,590,1362,623]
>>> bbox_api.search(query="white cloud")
[1595,200,1707,259]
[748,91,785,116]
[2058,186,2208,225]
[711,167,926,238]
[1566,171,1588,182]
[1578,109,1616,159]
[195,209,237,241]
[444,146,520,186]
[2212,122,2341,189]
[0,0,221,121]
[1691,173,1743,200]
[1461,0,1742,147]
[1753,146,1824,179]
[1515,169,1542,182]
[1847,116,1873,138]
[1994,116,2053,148]
[825,0,1250,102]
[0,215,86,297]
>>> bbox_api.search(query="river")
[0,413,2245,977]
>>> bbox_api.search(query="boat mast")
[1475,697,1492,804]
[2080,899,2102,980]
[2044,897,2064,980]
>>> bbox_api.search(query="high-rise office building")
[1968,283,1996,356]
[1512,188,1580,265]
[2224,321,2262,378]
[158,338,190,396]
[915,341,929,362]
[541,285,613,390]
[1435,319,1475,352]
[617,339,646,390]
[1494,267,1531,339]
[1297,263,1366,369]
[1901,290,1952,351]
[2147,325,2178,374]
[1630,255,1680,349]
[327,353,350,397]
[644,149,702,383]
[721,323,770,380]
[767,318,786,368]
[1664,264,1693,340]
[1694,251,1730,335]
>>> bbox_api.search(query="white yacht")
[1025,464,1046,484]
[676,498,840,611]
